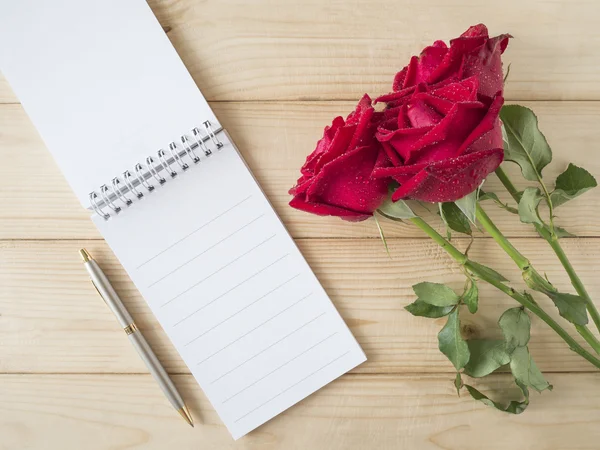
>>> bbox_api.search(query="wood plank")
[0,75,12,103]
[2,0,600,102]
[2,239,599,375]
[2,101,599,240]
[1,372,599,449]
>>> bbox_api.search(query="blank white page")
[93,134,366,439]
[0,0,216,208]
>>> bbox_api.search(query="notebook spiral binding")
[89,120,224,220]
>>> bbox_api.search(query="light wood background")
[1,0,600,448]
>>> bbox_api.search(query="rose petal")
[380,141,403,166]
[300,116,345,176]
[397,104,412,129]
[402,56,420,90]
[460,23,489,38]
[406,99,443,128]
[456,94,504,154]
[426,27,489,85]
[306,143,388,215]
[430,76,479,102]
[289,195,371,221]
[347,97,375,149]
[393,66,409,92]
[461,34,511,98]
[346,93,373,125]
[411,92,455,116]
[372,161,429,177]
[373,161,429,185]
[375,85,416,104]
[390,148,504,202]
[376,126,433,162]
[288,175,313,196]
[312,123,356,174]
[402,101,486,164]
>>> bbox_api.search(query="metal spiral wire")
[89,121,223,220]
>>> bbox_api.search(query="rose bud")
[289,95,389,221]
[391,24,510,99]
[372,77,504,202]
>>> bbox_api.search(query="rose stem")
[495,166,600,335]
[409,216,600,369]
[475,203,600,353]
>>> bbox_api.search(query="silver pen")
[79,248,194,427]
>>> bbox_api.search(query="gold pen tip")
[79,248,92,263]
[178,406,194,427]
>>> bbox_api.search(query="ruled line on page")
[184,273,302,347]
[161,234,277,307]
[136,195,253,269]
[195,292,314,361]
[210,312,328,385]
[172,254,291,327]
[222,331,339,404]
[234,350,351,424]
[147,214,265,288]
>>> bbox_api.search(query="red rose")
[390,24,510,99]
[373,76,504,202]
[289,95,389,221]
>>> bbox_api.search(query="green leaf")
[501,122,509,152]
[378,189,417,220]
[522,291,538,306]
[503,62,512,84]
[479,191,518,214]
[440,203,472,236]
[373,215,391,258]
[405,300,453,318]
[522,267,555,295]
[554,226,576,238]
[540,224,575,239]
[509,346,552,393]
[462,280,479,314]
[463,339,511,378]
[478,191,500,202]
[498,308,531,353]
[518,187,544,226]
[468,261,509,283]
[548,292,589,326]
[550,163,597,208]
[438,203,452,240]
[454,372,463,396]
[516,380,530,401]
[464,384,528,414]
[454,190,478,224]
[500,105,553,182]
[412,282,460,307]
[438,309,470,370]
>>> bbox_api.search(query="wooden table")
[2,1,600,448]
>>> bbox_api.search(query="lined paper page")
[93,134,366,439]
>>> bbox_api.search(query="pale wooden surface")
[3,101,600,240]
[1,0,600,448]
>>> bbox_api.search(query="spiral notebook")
[0,0,366,439]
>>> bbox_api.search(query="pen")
[79,248,194,427]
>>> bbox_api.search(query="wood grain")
[2,0,600,102]
[1,372,599,449]
[0,76,12,103]
[2,0,600,445]
[1,101,599,240]
[2,239,599,375]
